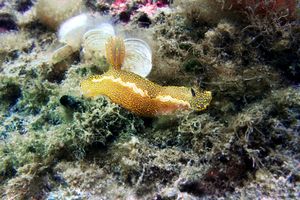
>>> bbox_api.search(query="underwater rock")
[226,0,297,19]
[16,0,34,13]
[134,12,152,28]
[60,95,85,112]
[68,97,145,149]
[178,148,254,196]
[16,80,57,114]
[0,0,300,199]
[36,0,85,30]
[85,0,111,13]
[0,77,22,110]
[175,0,225,26]
[0,13,18,32]
[111,0,170,23]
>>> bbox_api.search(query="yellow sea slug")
[80,36,212,117]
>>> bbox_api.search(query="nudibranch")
[80,37,212,117]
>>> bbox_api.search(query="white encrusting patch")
[91,75,149,97]
[155,95,190,107]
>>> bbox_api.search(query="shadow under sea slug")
[80,36,212,117]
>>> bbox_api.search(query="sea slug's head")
[189,88,212,111]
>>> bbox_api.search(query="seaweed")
[0,95,145,198]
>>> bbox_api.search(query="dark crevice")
[0,13,18,33]
[16,0,34,13]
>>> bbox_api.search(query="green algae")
[0,76,21,112]
[0,96,144,175]
[0,95,144,198]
